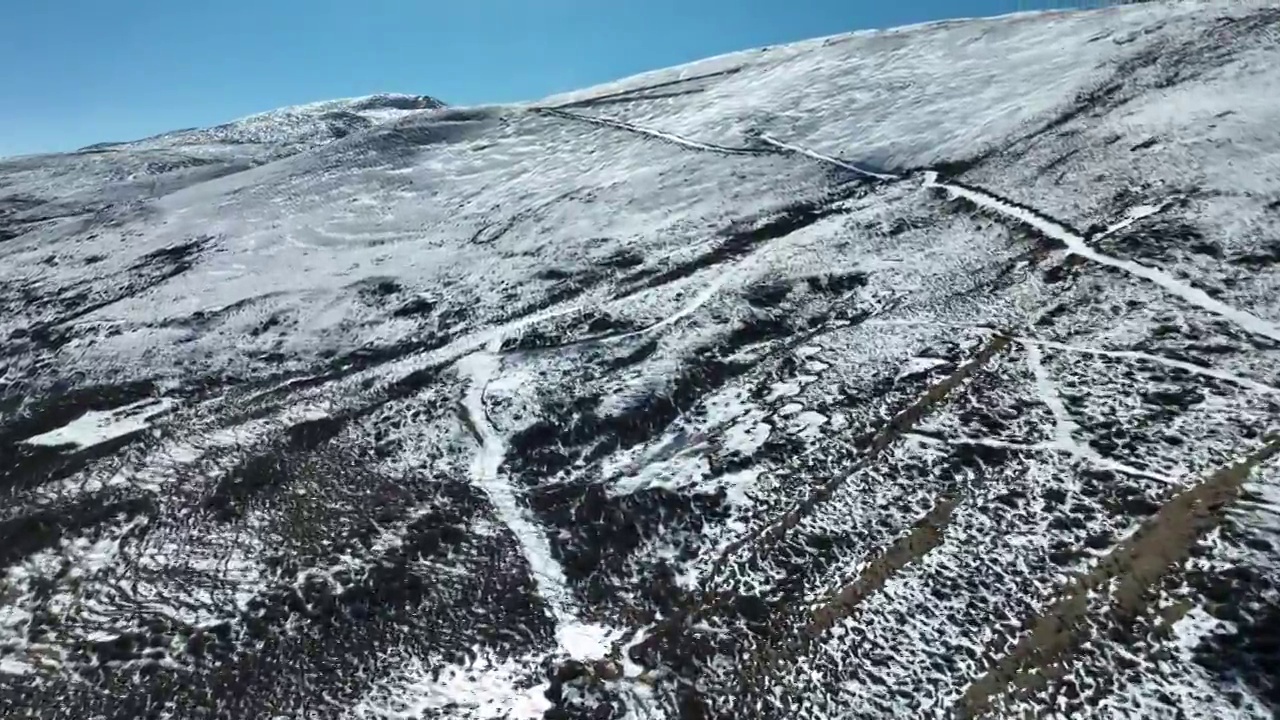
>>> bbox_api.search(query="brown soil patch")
[809,492,962,635]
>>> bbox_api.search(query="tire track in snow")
[688,335,1013,702]
[540,107,905,183]
[505,269,733,359]
[456,345,614,661]
[450,271,735,663]
[545,66,744,110]
[734,489,969,696]
[535,107,770,156]
[1021,337,1280,398]
[923,172,1280,344]
[808,492,962,635]
[870,320,1280,398]
[758,135,901,181]
[641,328,1015,686]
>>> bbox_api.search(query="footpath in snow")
[456,341,616,661]
[445,260,743,672]
[922,172,1280,345]
[541,108,1280,348]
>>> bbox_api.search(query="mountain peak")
[108,93,448,153]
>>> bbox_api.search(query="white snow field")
[2,2,1279,718]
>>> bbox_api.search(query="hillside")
[2,2,1279,718]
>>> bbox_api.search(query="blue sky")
[1,0,1071,157]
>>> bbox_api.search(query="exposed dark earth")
[2,2,1280,718]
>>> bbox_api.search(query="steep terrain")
[2,2,1279,718]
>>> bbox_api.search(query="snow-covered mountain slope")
[2,2,1279,718]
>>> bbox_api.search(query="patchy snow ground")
[3,1,1280,718]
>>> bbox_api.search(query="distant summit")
[339,93,446,113]
[84,93,447,153]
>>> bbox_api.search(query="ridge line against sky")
[2,0,1116,158]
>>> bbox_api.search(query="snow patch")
[717,467,762,507]
[700,386,756,429]
[724,419,772,455]
[21,398,178,449]
[355,651,551,720]
[556,622,619,662]
[1096,200,1177,239]
[789,410,829,441]
[895,356,950,381]
[778,402,805,417]
[611,452,710,496]
[765,380,803,402]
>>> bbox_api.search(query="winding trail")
[542,107,1280,347]
[536,107,768,156]
[608,272,732,341]
[539,107,902,182]
[923,171,1280,344]
[449,267,740,662]
[506,258,739,361]
[456,342,614,661]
